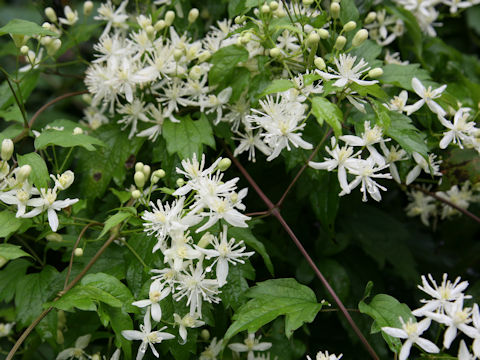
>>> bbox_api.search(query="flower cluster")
[0,139,78,232]
[382,273,480,360]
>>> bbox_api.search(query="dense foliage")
[1,0,480,359]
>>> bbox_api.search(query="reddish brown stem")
[222,143,379,360]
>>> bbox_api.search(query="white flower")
[19,49,43,72]
[405,152,442,185]
[117,99,150,139]
[199,225,254,286]
[405,189,437,226]
[0,322,15,338]
[424,297,477,349]
[56,334,91,360]
[59,5,79,26]
[94,0,129,37]
[233,129,273,163]
[436,182,473,219]
[382,317,439,360]
[0,181,39,217]
[163,239,202,271]
[21,188,78,232]
[439,107,478,149]
[204,87,232,124]
[307,351,343,360]
[51,171,75,191]
[405,77,447,117]
[173,313,205,344]
[173,153,221,196]
[316,54,378,88]
[228,333,272,360]
[380,142,407,183]
[412,273,470,316]
[471,303,480,357]
[132,279,170,322]
[384,51,409,65]
[200,337,223,360]
[386,91,409,112]
[121,308,175,360]
[458,340,475,360]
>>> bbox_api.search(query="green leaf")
[225,278,322,340]
[385,112,428,157]
[228,0,247,17]
[162,115,215,159]
[97,211,132,239]
[104,306,133,360]
[379,64,431,91]
[15,266,59,326]
[209,45,249,85]
[309,171,340,234]
[228,227,274,276]
[339,0,359,24]
[0,243,31,260]
[0,70,39,111]
[0,210,23,238]
[17,152,50,189]
[0,123,23,144]
[34,129,105,151]
[0,259,30,302]
[0,19,58,36]
[219,265,249,311]
[371,100,391,129]
[311,97,343,137]
[259,79,295,98]
[359,294,413,353]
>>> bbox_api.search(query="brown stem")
[276,129,332,208]
[222,143,379,360]
[411,184,480,224]
[63,222,103,289]
[6,231,118,360]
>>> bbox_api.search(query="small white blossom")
[228,333,272,360]
[316,54,378,88]
[405,77,447,117]
[132,279,170,322]
[56,334,91,360]
[173,313,205,344]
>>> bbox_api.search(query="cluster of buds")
[131,162,166,201]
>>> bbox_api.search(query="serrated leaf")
[228,227,274,276]
[0,243,31,260]
[259,79,295,98]
[0,210,23,238]
[0,19,58,36]
[209,45,249,85]
[359,294,413,353]
[225,278,322,340]
[97,211,132,239]
[386,112,428,157]
[35,129,105,151]
[17,152,50,189]
[311,97,343,137]
[162,115,215,159]
[379,64,431,91]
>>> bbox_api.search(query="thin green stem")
[0,66,28,127]
[122,238,149,268]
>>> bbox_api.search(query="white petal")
[399,340,412,360]
[216,258,229,287]
[151,303,162,322]
[75,334,91,349]
[381,327,408,339]
[443,326,457,349]
[48,208,59,232]
[415,337,439,353]
[122,330,145,341]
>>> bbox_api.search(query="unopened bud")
[198,233,214,248]
[134,171,146,188]
[151,175,159,184]
[47,38,62,56]
[189,65,203,80]
[135,162,144,172]
[330,3,340,19]
[365,11,377,24]
[269,1,279,10]
[83,1,94,16]
[0,256,7,268]
[142,165,151,179]
[56,329,64,345]
[317,29,329,39]
[154,169,166,178]
[176,178,185,187]
[303,0,314,5]
[173,49,183,61]
[17,165,32,182]
[269,47,281,57]
[20,45,29,54]
[200,329,210,341]
[334,35,346,50]
[46,233,63,242]
[230,192,238,203]
[198,50,211,62]
[41,36,52,46]
[146,25,155,36]
[218,158,232,171]
[131,189,142,199]
[352,29,368,47]
[74,248,83,257]
[261,4,271,14]
[306,31,320,47]
[1,139,14,161]
[91,355,101,360]
[154,20,166,31]
[368,67,383,78]
[165,11,175,26]
[314,57,326,70]
[188,8,199,23]
[82,94,92,104]
[343,21,357,32]
[45,7,57,22]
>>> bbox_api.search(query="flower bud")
[153,169,166,178]
[135,162,144,172]
[46,233,63,242]
[17,165,32,182]
[83,1,94,16]
[269,1,279,10]
[330,3,340,19]
[343,21,357,32]
[154,20,166,31]
[151,175,159,184]
[218,158,232,171]
[46,38,62,56]
[82,94,92,104]
[188,8,199,23]
[198,50,211,62]
[200,329,210,341]
[176,178,185,187]
[230,192,238,203]
[131,189,142,199]
[0,256,7,269]
[334,35,346,50]
[91,355,101,360]
[45,7,57,22]
[142,165,151,179]
[1,139,14,161]
[269,47,281,57]
[368,67,383,78]
[20,45,29,54]
[73,127,83,135]
[134,171,146,188]
[74,248,83,257]
[304,24,314,34]
[261,4,270,14]
[303,0,314,5]
[317,28,329,39]
[57,170,75,190]
[173,49,183,61]
[314,57,326,70]
[352,29,368,47]
[306,31,320,47]
[198,233,214,248]
[365,11,377,24]
[146,25,155,36]
[189,65,203,81]
[165,11,175,26]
